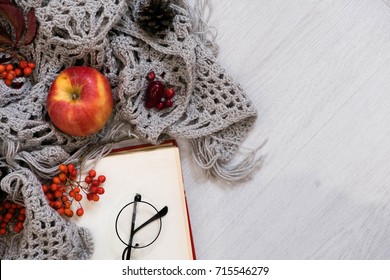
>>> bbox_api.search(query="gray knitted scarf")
[0,0,259,259]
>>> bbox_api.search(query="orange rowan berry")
[50,183,58,191]
[4,79,12,86]
[58,207,65,215]
[6,72,15,81]
[54,200,62,209]
[52,176,61,184]
[19,61,28,69]
[59,164,68,174]
[14,68,22,77]
[5,64,13,71]
[23,67,33,76]
[0,64,5,73]
[54,190,63,198]
[64,208,73,217]
[42,184,49,193]
[28,62,36,69]
[58,173,67,182]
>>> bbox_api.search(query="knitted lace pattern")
[0,0,258,259]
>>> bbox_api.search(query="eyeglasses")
[115,193,168,260]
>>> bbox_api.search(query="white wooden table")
[180,0,390,259]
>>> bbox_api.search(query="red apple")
[47,66,113,137]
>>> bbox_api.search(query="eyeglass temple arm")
[123,193,142,260]
[133,206,168,235]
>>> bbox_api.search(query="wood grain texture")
[179,0,390,259]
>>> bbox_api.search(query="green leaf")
[0,3,25,46]
[24,8,37,45]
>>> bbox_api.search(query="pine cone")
[133,0,175,37]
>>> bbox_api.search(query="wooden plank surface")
[179,0,390,259]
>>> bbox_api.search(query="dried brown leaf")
[24,8,37,45]
[0,54,12,63]
[0,3,25,46]
[0,24,12,46]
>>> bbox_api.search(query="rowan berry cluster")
[0,199,26,235]
[0,61,35,87]
[42,163,106,218]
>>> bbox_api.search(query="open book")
[74,140,195,260]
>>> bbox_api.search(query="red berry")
[54,201,62,209]
[97,187,105,195]
[147,71,156,81]
[17,214,25,221]
[76,208,84,216]
[165,99,173,108]
[59,173,67,182]
[89,186,97,194]
[6,71,15,80]
[164,87,175,99]
[46,193,54,201]
[75,193,83,202]
[85,176,92,184]
[69,189,76,197]
[54,190,63,198]
[50,183,58,191]
[156,102,165,110]
[58,207,65,215]
[5,213,13,221]
[0,228,6,235]
[89,170,96,178]
[67,164,75,173]
[42,184,49,193]
[71,169,77,177]
[59,164,68,174]
[52,176,61,184]
[64,208,74,217]
[91,179,99,186]
[14,221,24,233]
[23,67,33,76]
[145,81,164,109]
[0,64,5,73]
[98,175,106,183]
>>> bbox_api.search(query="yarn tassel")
[185,0,219,56]
[190,137,265,181]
